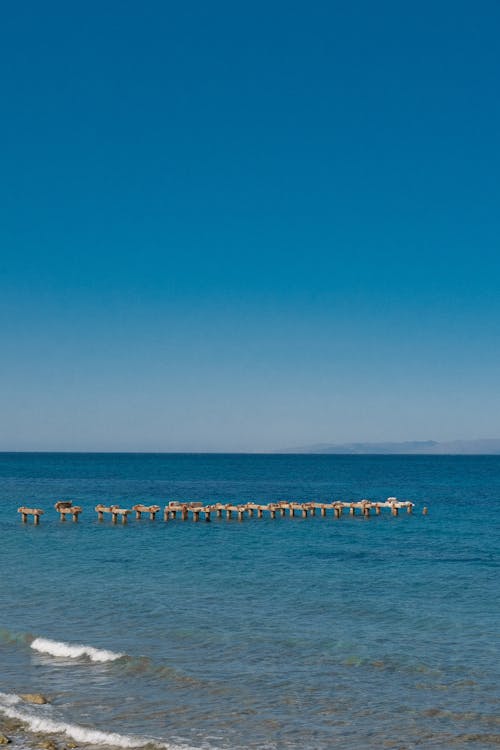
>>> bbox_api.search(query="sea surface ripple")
[0,453,499,749]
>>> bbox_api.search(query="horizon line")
[2,449,500,456]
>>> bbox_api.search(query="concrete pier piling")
[113,508,130,524]
[163,501,203,521]
[95,504,115,522]
[54,501,82,522]
[54,501,72,512]
[133,504,161,520]
[18,507,44,524]
[95,505,130,524]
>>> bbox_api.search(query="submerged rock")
[0,734,11,745]
[38,741,57,750]
[0,719,22,733]
[20,694,49,705]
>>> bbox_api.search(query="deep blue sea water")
[0,453,499,750]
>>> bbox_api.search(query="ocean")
[0,452,499,750]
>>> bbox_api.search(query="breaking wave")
[0,693,194,749]
[1,629,202,688]
[30,637,124,663]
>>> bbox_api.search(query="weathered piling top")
[132,504,161,520]
[17,507,44,524]
[57,505,83,521]
[95,505,131,522]
[54,501,73,511]
[132,504,161,513]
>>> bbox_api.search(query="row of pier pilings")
[17,498,424,524]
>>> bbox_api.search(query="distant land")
[281,439,500,455]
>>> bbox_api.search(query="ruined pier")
[17,498,419,524]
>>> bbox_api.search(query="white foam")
[30,637,124,663]
[0,691,21,705]
[0,693,200,750]
[0,701,168,749]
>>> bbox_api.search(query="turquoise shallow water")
[0,453,499,749]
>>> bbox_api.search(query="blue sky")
[1,1,499,451]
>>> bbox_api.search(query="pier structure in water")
[162,498,414,521]
[17,498,418,524]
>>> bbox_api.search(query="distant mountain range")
[281,439,500,455]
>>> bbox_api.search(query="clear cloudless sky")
[1,0,499,451]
